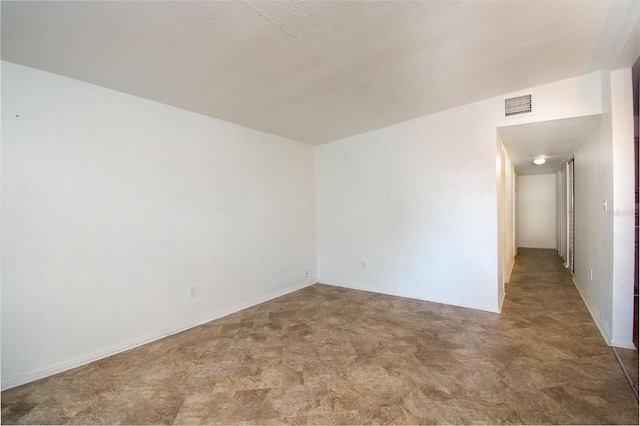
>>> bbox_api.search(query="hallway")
[2,249,638,424]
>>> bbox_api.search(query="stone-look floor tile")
[614,346,639,394]
[283,410,362,425]
[497,388,578,425]
[1,401,37,425]
[541,380,639,425]
[267,385,321,418]
[65,401,127,425]
[171,391,234,425]
[223,388,279,423]
[2,248,638,424]
[296,384,361,417]
[120,389,184,425]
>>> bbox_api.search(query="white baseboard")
[505,257,515,284]
[498,289,506,312]
[572,276,612,345]
[610,339,637,350]
[1,281,317,391]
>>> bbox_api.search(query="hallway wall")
[572,68,635,348]
[518,174,557,249]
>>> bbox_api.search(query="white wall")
[316,98,502,313]
[573,115,614,342]
[501,144,516,288]
[315,72,603,315]
[1,61,617,389]
[1,61,317,389]
[497,72,603,127]
[609,68,635,348]
[572,68,635,348]
[517,174,557,249]
[496,141,505,308]
[496,139,516,310]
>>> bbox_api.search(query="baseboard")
[572,276,612,345]
[505,257,515,284]
[1,280,317,391]
[498,289,506,312]
[610,339,637,349]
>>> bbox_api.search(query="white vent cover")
[505,94,532,116]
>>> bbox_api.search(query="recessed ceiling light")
[533,158,546,165]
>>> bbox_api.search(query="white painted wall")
[1,62,614,390]
[1,61,317,389]
[572,68,635,348]
[496,139,516,310]
[573,114,615,343]
[315,72,603,315]
[497,72,602,127]
[316,98,502,313]
[501,145,516,285]
[517,174,557,249]
[496,140,505,308]
[609,68,635,348]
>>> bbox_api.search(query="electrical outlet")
[305,270,309,278]
[590,269,593,281]
[190,286,197,298]
[361,261,367,270]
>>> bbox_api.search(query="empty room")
[1,0,639,424]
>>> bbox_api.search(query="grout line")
[612,346,639,401]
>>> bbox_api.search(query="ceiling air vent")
[505,94,532,117]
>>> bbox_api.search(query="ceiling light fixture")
[533,158,546,165]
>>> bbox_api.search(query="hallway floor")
[614,347,639,399]
[2,248,638,424]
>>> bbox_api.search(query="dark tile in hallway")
[2,248,638,424]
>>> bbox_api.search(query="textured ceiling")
[1,0,637,145]
[499,115,601,176]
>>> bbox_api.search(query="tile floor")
[2,248,638,424]
[613,347,639,399]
